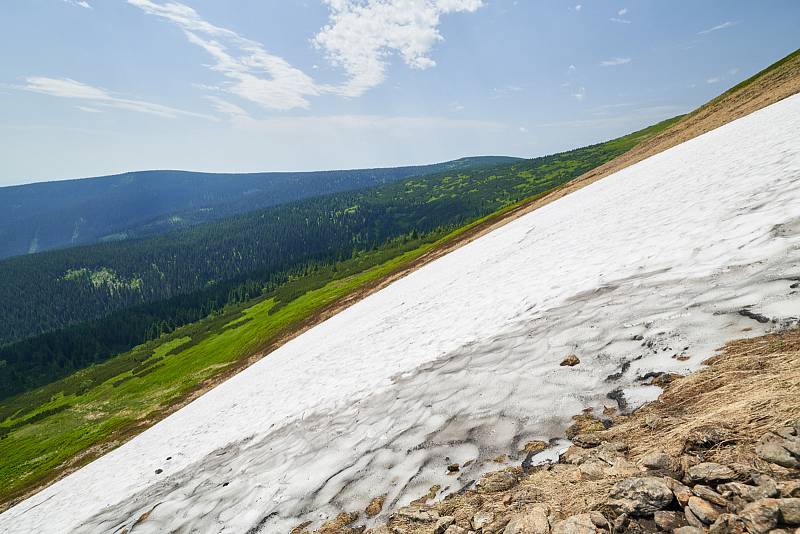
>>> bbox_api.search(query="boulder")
[653,510,686,531]
[639,451,671,470]
[503,505,550,534]
[444,526,469,534]
[686,462,735,484]
[739,498,781,533]
[780,498,800,525]
[551,513,606,534]
[665,477,693,507]
[607,477,674,516]
[755,431,800,469]
[687,496,724,525]
[477,470,518,493]
[692,485,728,507]
[708,514,746,534]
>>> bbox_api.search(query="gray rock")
[572,433,602,448]
[684,505,705,529]
[664,477,694,507]
[473,511,495,530]
[686,462,736,483]
[780,498,800,525]
[708,513,746,534]
[692,484,729,506]
[639,451,671,470]
[653,510,686,531]
[752,473,780,498]
[478,471,518,493]
[780,481,800,498]
[755,432,800,469]
[673,528,704,534]
[435,516,456,534]
[444,526,469,534]
[396,507,439,522]
[718,482,769,503]
[551,513,605,534]
[503,505,550,534]
[688,496,724,525]
[608,477,674,516]
[740,498,781,533]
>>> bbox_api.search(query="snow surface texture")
[4,95,800,534]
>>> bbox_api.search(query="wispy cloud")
[62,0,92,8]
[490,85,523,100]
[18,77,215,120]
[76,105,103,113]
[314,0,484,98]
[573,4,582,12]
[600,57,631,67]
[617,8,628,16]
[572,87,587,101]
[128,0,483,111]
[610,7,630,23]
[698,21,736,35]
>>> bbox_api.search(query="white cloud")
[617,8,627,16]
[76,105,103,113]
[572,87,586,101]
[600,57,631,67]
[62,0,92,8]
[706,77,719,84]
[610,17,631,24]
[698,21,736,35]
[19,77,215,120]
[574,4,582,11]
[128,0,482,111]
[568,64,576,73]
[313,0,484,97]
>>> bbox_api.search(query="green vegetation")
[0,115,683,504]
[0,116,681,401]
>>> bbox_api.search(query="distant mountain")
[0,156,519,260]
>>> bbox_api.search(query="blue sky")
[1,1,798,186]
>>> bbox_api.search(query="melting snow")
[3,94,800,533]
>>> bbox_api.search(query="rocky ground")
[294,328,800,534]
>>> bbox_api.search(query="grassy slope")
[0,118,679,507]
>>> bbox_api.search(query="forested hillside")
[0,156,517,260]
[0,117,680,399]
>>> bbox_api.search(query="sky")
[0,1,798,186]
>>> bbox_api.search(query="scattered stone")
[154,469,163,474]
[639,451,671,470]
[780,498,800,524]
[779,481,800,498]
[473,511,495,530]
[565,413,606,439]
[665,477,694,507]
[560,355,580,367]
[607,476,674,515]
[551,513,604,534]
[444,526,469,534]
[684,505,704,529]
[434,516,455,534]
[756,431,800,469]
[573,433,603,448]
[447,463,460,474]
[366,495,386,518]
[521,441,548,455]
[692,484,728,507]
[687,462,736,483]
[653,510,686,531]
[396,507,438,522]
[740,498,781,533]
[673,528,704,534]
[317,512,359,533]
[708,514,746,534]
[718,481,767,503]
[752,473,780,498]
[477,470,518,493]
[484,516,512,534]
[687,496,724,524]
[503,505,550,534]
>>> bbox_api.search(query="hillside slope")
[2,83,798,534]
[0,156,518,259]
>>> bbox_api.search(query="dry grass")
[603,329,800,468]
